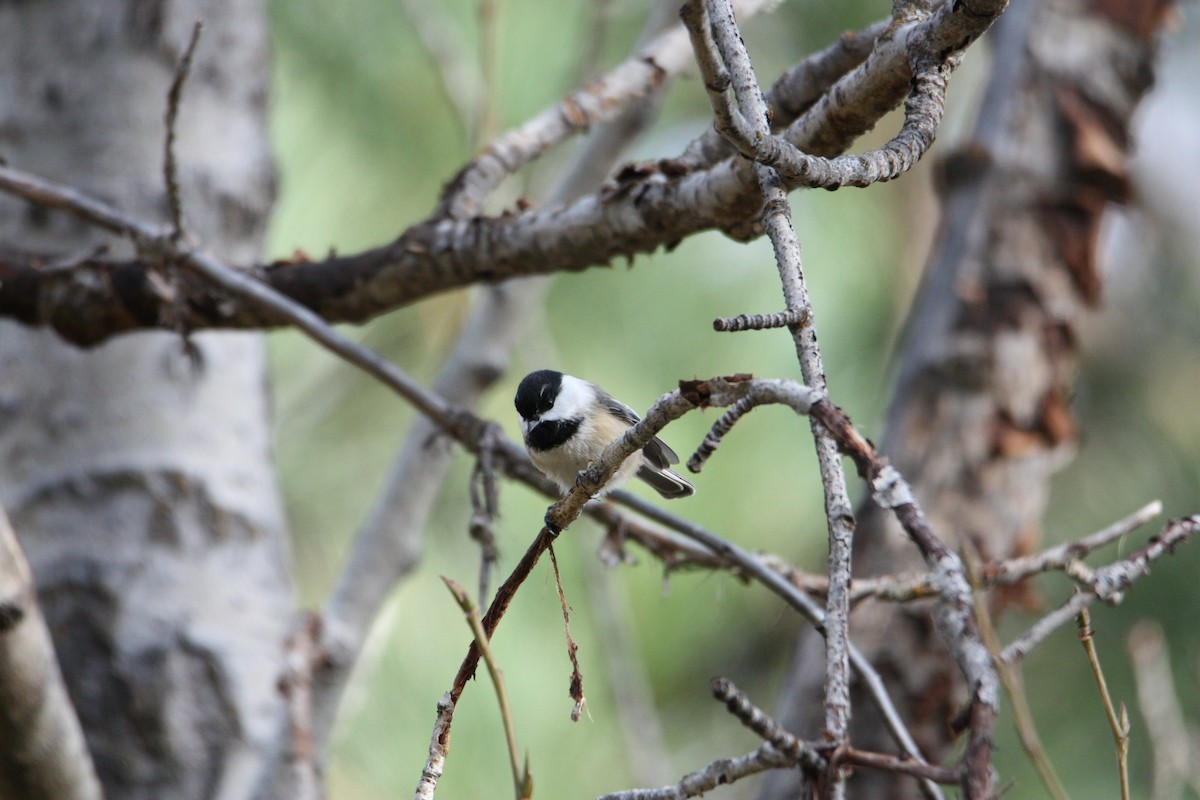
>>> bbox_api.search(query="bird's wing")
[593,385,680,468]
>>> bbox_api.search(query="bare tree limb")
[1000,516,1199,665]
[417,375,946,799]
[596,743,794,800]
[435,0,779,220]
[710,677,825,772]
[0,507,104,800]
[1076,608,1131,800]
[0,0,1006,346]
[681,7,863,793]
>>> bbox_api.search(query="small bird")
[514,369,695,499]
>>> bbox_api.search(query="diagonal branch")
[0,507,104,800]
[0,0,1007,347]
[999,516,1199,665]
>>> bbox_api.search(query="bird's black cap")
[514,370,563,420]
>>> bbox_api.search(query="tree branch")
[0,507,104,800]
[0,0,1006,347]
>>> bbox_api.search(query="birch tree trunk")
[0,2,292,798]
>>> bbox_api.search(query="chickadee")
[514,370,695,499]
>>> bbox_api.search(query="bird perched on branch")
[514,369,695,499]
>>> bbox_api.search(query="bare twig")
[836,750,961,785]
[469,424,503,603]
[987,501,1163,588]
[964,544,1069,800]
[416,525,559,799]
[682,7,861,787]
[712,307,808,333]
[0,507,104,800]
[601,675,961,800]
[1077,607,1130,800]
[676,19,888,170]
[595,744,794,800]
[415,692,454,800]
[710,677,824,772]
[436,0,777,218]
[617,491,942,798]
[547,545,586,722]
[1001,517,1200,665]
[757,553,938,605]
[164,19,203,239]
[442,577,531,800]
[689,0,954,188]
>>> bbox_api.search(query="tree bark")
[760,0,1171,796]
[0,3,292,799]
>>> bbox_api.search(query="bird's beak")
[520,416,537,436]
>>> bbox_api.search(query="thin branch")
[469,424,503,603]
[442,577,531,800]
[811,398,999,797]
[0,507,104,800]
[615,495,942,797]
[684,4,861,787]
[600,676,961,800]
[163,19,203,239]
[437,0,777,218]
[414,692,454,800]
[547,545,586,723]
[598,744,796,800]
[0,1,1007,345]
[964,544,1069,800]
[986,500,1163,587]
[712,307,808,333]
[757,552,938,605]
[836,750,961,785]
[1000,516,1200,665]
[1076,607,1130,800]
[709,677,824,772]
[416,525,559,800]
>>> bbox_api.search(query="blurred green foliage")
[265,1,1200,798]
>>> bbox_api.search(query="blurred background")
[264,0,1200,797]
